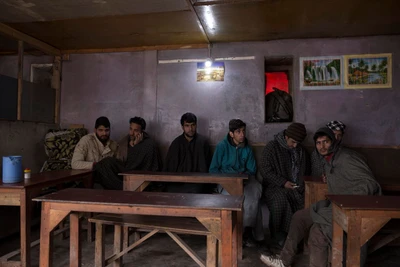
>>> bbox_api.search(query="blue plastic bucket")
[2,156,23,183]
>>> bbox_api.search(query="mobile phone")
[293,185,300,188]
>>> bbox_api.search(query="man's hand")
[321,174,327,183]
[284,181,297,189]
[129,132,143,147]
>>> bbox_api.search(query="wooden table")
[0,169,93,267]
[34,188,242,267]
[304,176,400,209]
[120,171,247,259]
[304,176,328,209]
[329,195,400,267]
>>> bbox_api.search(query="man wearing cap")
[72,116,119,169]
[209,119,264,247]
[260,123,311,248]
[311,120,346,179]
[260,127,380,267]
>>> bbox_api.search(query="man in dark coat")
[260,127,380,267]
[260,123,311,248]
[93,117,160,190]
[163,112,211,193]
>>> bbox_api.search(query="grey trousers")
[218,177,264,241]
[280,208,328,267]
[280,208,368,267]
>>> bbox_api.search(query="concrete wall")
[0,121,56,173]
[60,35,400,148]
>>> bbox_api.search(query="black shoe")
[243,235,258,248]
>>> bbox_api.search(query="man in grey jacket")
[311,120,346,178]
[260,127,381,267]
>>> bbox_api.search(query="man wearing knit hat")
[311,120,346,178]
[260,122,311,248]
[260,127,380,267]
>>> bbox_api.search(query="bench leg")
[133,231,141,242]
[207,235,217,267]
[87,213,95,242]
[123,226,129,261]
[95,223,105,267]
[113,225,123,267]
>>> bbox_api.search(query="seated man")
[260,127,381,267]
[117,116,160,171]
[311,120,346,178]
[260,123,310,248]
[209,119,264,247]
[163,112,211,193]
[71,116,118,169]
[94,117,160,190]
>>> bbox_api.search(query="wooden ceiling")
[0,0,399,54]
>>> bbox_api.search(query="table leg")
[70,213,81,267]
[20,191,31,267]
[332,215,344,267]
[232,211,238,266]
[95,223,105,267]
[220,180,243,260]
[221,210,233,267]
[39,202,52,267]
[113,225,123,267]
[346,211,362,267]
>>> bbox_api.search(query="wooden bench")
[89,214,217,267]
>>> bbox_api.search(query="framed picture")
[197,62,225,82]
[344,53,392,89]
[300,56,343,90]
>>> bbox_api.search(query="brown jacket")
[71,133,119,169]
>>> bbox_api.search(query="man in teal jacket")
[210,119,264,246]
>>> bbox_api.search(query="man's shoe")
[243,235,258,247]
[260,253,286,267]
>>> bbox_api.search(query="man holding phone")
[260,123,311,248]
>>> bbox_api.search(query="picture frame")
[300,56,344,90]
[344,53,392,89]
[197,62,225,82]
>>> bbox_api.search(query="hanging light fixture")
[204,43,213,67]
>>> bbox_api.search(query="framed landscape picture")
[300,56,343,90]
[344,53,392,89]
[197,61,225,82]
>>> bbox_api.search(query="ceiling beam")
[186,0,210,44]
[0,23,61,56]
[60,43,208,54]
